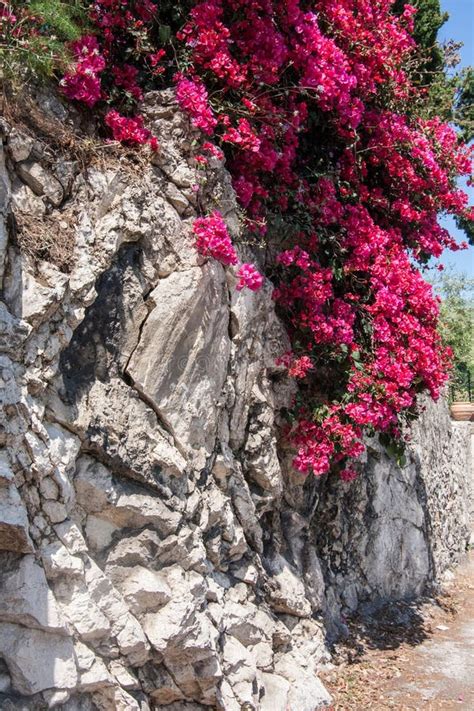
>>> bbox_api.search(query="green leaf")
[159,25,172,44]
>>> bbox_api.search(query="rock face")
[0,89,472,710]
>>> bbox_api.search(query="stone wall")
[316,399,472,631]
[0,90,471,710]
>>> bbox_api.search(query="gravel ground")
[321,552,474,710]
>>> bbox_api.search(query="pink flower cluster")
[236,263,264,292]
[112,64,143,101]
[105,110,158,149]
[276,353,314,379]
[192,212,263,293]
[175,76,217,135]
[61,36,105,107]
[60,2,160,147]
[222,118,261,153]
[292,415,365,477]
[53,0,473,482]
[193,211,238,266]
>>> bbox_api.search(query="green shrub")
[0,1,88,80]
[431,269,474,401]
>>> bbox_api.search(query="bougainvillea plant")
[5,0,473,481]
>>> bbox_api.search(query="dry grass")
[13,209,77,273]
[2,79,155,272]
[1,79,95,165]
[1,80,157,170]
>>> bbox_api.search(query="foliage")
[431,269,474,400]
[3,0,474,480]
[0,1,86,78]
[393,0,447,74]
[455,67,474,144]
[393,0,474,145]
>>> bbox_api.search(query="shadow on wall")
[58,242,146,404]
[313,440,440,634]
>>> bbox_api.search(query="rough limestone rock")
[0,480,34,553]
[0,554,67,633]
[0,623,78,696]
[0,88,472,709]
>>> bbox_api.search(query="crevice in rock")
[117,286,188,457]
[79,439,174,500]
[124,375,187,461]
[121,273,158,380]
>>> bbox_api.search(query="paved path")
[322,553,474,710]
[384,554,474,709]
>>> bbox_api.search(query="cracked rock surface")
[0,89,472,710]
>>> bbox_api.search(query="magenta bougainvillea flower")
[54,0,472,481]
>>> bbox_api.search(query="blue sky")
[436,0,473,276]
